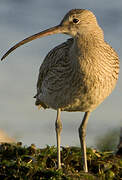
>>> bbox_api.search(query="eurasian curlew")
[1,9,119,172]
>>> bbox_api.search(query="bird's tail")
[33,94,48,109]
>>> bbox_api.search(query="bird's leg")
[78,111,90,172]
[55,108,62,169]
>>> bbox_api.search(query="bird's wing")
[34,38,73,107]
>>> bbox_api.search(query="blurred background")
[0,0,122,148]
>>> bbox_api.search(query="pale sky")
[0,0,122,147]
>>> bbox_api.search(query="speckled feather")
[34,9,119,112]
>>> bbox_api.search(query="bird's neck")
[70,28,104,57]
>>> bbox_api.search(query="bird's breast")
[38,41,119,112]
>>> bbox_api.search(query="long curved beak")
[1,25,65,61]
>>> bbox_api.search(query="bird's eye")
[73,18,79,24]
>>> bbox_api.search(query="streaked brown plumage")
[35,37,119,112]
[1,9,119,172]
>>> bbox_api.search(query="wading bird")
[1,9,119,172]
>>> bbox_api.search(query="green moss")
[0,143,121,179]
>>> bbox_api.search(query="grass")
[0,143,121,180]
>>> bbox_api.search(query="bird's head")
[1,9,103,61]
[60,9,99,36]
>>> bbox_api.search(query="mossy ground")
[0,143,121,180]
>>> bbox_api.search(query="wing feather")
[34,38,73,108]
